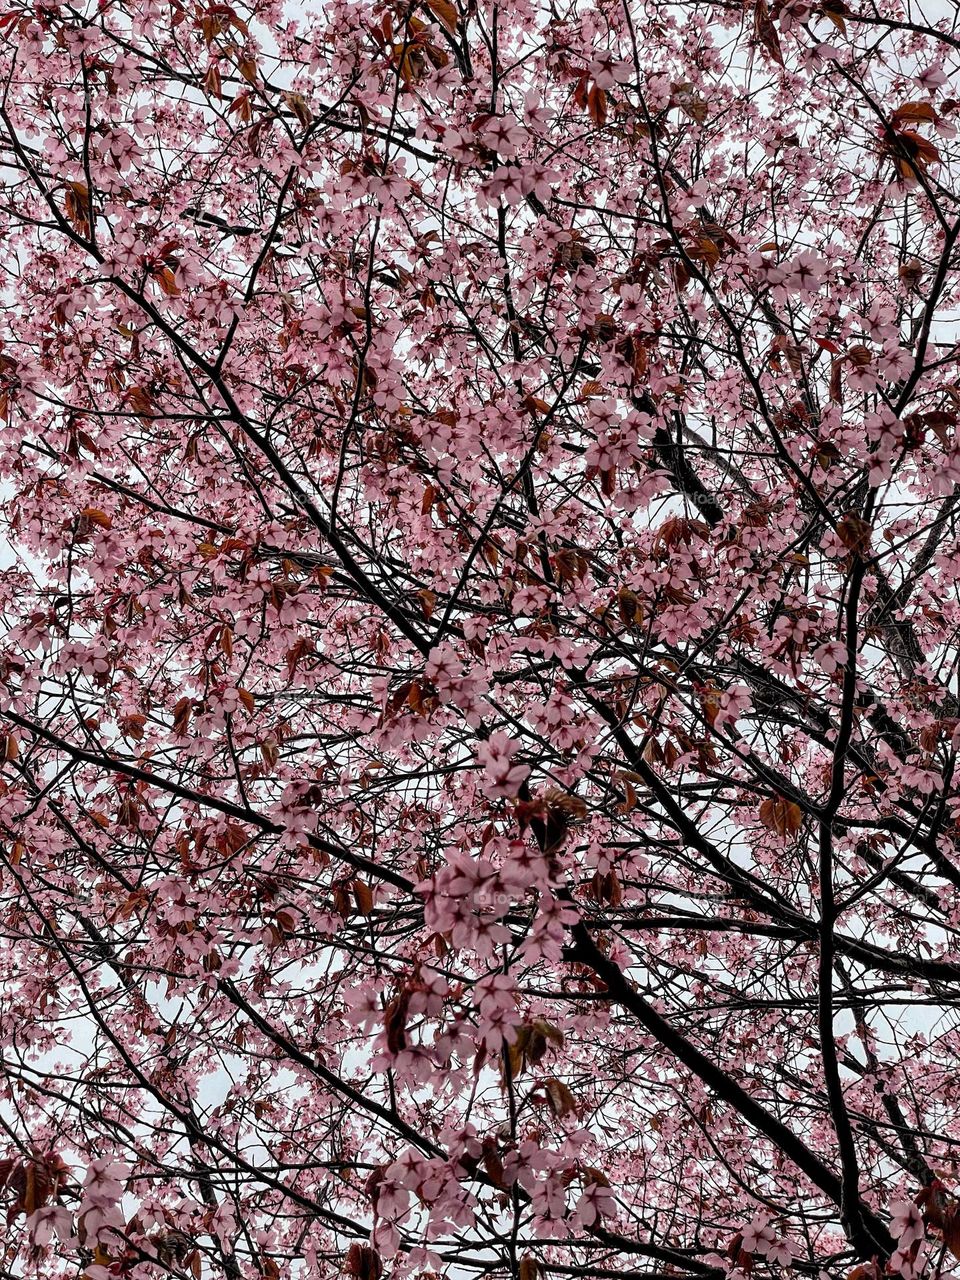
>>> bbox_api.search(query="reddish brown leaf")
[759,795,804,836]
[587,83,608,127]
[481,1136,508,1188]
[754,0,784,65]
[80,507,113,529]
[821,0,849,33]
[282,90,313,127]
[836,512,872,555]
[543,1077,578,1118]
[424,0,458,32]
[383,990,410,1053]
[893,101,938,126]
[353,879,374,915]
[345,1244,382,1280]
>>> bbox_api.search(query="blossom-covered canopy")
[0,0,958,1278]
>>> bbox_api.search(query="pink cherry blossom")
[890,1199,924,1248]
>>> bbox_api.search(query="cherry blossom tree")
[1,0,960,1278]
